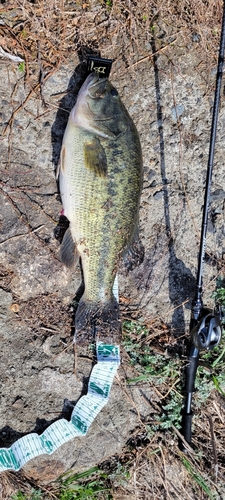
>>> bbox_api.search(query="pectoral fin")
[60,227,78,268]
[83,137,107,177]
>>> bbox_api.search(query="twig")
[155,451,173,500]
[169,64,200,240]
[3,65,59,136]
[0,46,24,63]
[3,82,40,136]
[40,326,60,333]
[159,445,171,500]
[0,233,28,246]
[160,377,180,399]
[125,38,178,72]
[0,186,60,263]
[115,372,146,426]
[37,40,47,108]
[171,424,195,455]
[212,401,224,423]
[52,341,74,361]
[207,414,218,480]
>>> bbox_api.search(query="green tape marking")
[0,343,120,472]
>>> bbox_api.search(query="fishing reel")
[191,312,222,351]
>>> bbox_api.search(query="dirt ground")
[0,1,225,498]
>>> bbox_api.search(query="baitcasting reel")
[191,313,222,351]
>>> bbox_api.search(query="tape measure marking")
[0,343,120,472]
[0,275,120,472]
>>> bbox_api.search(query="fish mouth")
[83,73,108,98]
[86,72,107,88]
[72,72,109,125]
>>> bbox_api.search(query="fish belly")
[61,122,141,302]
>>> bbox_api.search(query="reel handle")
[180,347,199,448]
[191,313,222,351]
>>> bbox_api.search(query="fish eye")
[111,89,118,96]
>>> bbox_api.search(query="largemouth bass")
[58,73,143,344]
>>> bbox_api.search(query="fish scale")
[58,73,143,343]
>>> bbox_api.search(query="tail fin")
[75,298,121,346]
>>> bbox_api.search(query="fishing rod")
[180,1,225,448]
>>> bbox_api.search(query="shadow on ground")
[151,37,195,335]
[0,399,76,448]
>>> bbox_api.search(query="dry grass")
[113,320,225,499]
[0,1,223,81]
[111,407,225,499]
[0,0,223,141]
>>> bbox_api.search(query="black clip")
[87,56,113,78]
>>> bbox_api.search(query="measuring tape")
[0,277,120,473]
[0,343,120,472]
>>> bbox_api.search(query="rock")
[171,104,185,121]
[153,190,164,200]
[0,39,224,485]
[0,290,13,325]
[210,188,225,202]
[22,376,155,484]
[192,33,201,42]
